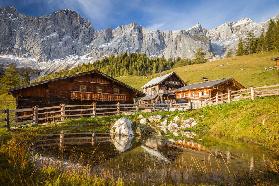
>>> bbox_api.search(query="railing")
[0,84,278,130]
[34,131,110,148]
[70,91,127,101]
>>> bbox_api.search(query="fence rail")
[0,84,278,130]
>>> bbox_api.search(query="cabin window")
[96,86,103,93]
[113,87,120,94]
[80,85,87,92]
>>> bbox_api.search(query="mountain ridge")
[0,6,277,73]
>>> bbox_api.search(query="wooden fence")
[0,84,278,130]
[34,131,110,148]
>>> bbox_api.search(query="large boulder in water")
[111,135,134,152]
[110,118,134,136]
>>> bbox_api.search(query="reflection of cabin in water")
[10,70,144,109]
[175,78,244,103]
[140,72,185,104]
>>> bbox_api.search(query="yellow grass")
[117,51,279,89]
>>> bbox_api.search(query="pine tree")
[246,32,257,54]
[193,48,207,64]
[226,49,233,58]
[256,32,265,53]
[265,20,276,51]
[236,38,245,56]
[0,64,21,93]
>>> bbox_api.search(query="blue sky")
[0,0,279,30]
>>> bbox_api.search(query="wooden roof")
[10,69,144,96]
[175,78,245,92]
[142,72,184,89]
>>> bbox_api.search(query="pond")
[32,132,279,185]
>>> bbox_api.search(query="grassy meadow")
[117,51,279,89]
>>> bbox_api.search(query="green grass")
[139,96,279,153]
[117,51,279,89]
[190,96,279,152]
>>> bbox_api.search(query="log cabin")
[140,72,185,104]
[175,78,244,103]
[9,70,144,109]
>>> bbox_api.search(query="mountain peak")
[234,17,254,26]
[0,6,18,15]
[188,22,203,30]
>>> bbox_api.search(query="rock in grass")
[182,118,197,128]
[140,118,147,125]
[148,115,162,123]
[110,118,134,136]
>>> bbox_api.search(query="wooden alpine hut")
[175,78,244,103]
[9,70,144,109]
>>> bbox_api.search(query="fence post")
[117,102,120,114]
[91,132,95,145]
[189,101,193,110]
[33,106,38,125]
[250,87,255,100]
[59,130,64,150]
[228,90,231,103]
[169,102,173,110]
[135,102,139,112]
[92,102,96,116]
[60,104,65,121]
[215,92,219,104]
[5,109,10,131]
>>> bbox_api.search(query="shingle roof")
[9,69,144,96]
[142,72,176,89]
[175,78,233,91]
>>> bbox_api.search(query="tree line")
[34,49,207,83]
[236,19,279,56]
[0,65,36,94]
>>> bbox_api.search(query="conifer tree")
[193,48,207,64]
[0,64,21,93]
[236,39,245,56]
[246,32,257,54]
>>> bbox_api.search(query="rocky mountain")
[207,18,268,56]
[0,6,276,73]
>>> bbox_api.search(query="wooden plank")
[14,108,33,112]
[65,105,92,108]
[65,108,93,112]
[16,114,33,119]
[38,110,61,115]
[96,107,117,111]
[37,106,61,111]
[65,113,94,117]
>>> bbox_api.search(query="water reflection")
[32,131,279,185]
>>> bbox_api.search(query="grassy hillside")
[117,52,279,89]
[134,96,279,152]
[190,96,279,152]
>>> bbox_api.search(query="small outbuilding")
[140,72,185,104]
[9,70,144,109]
[175,78,244,103]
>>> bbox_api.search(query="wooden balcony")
[71,91,127,102]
